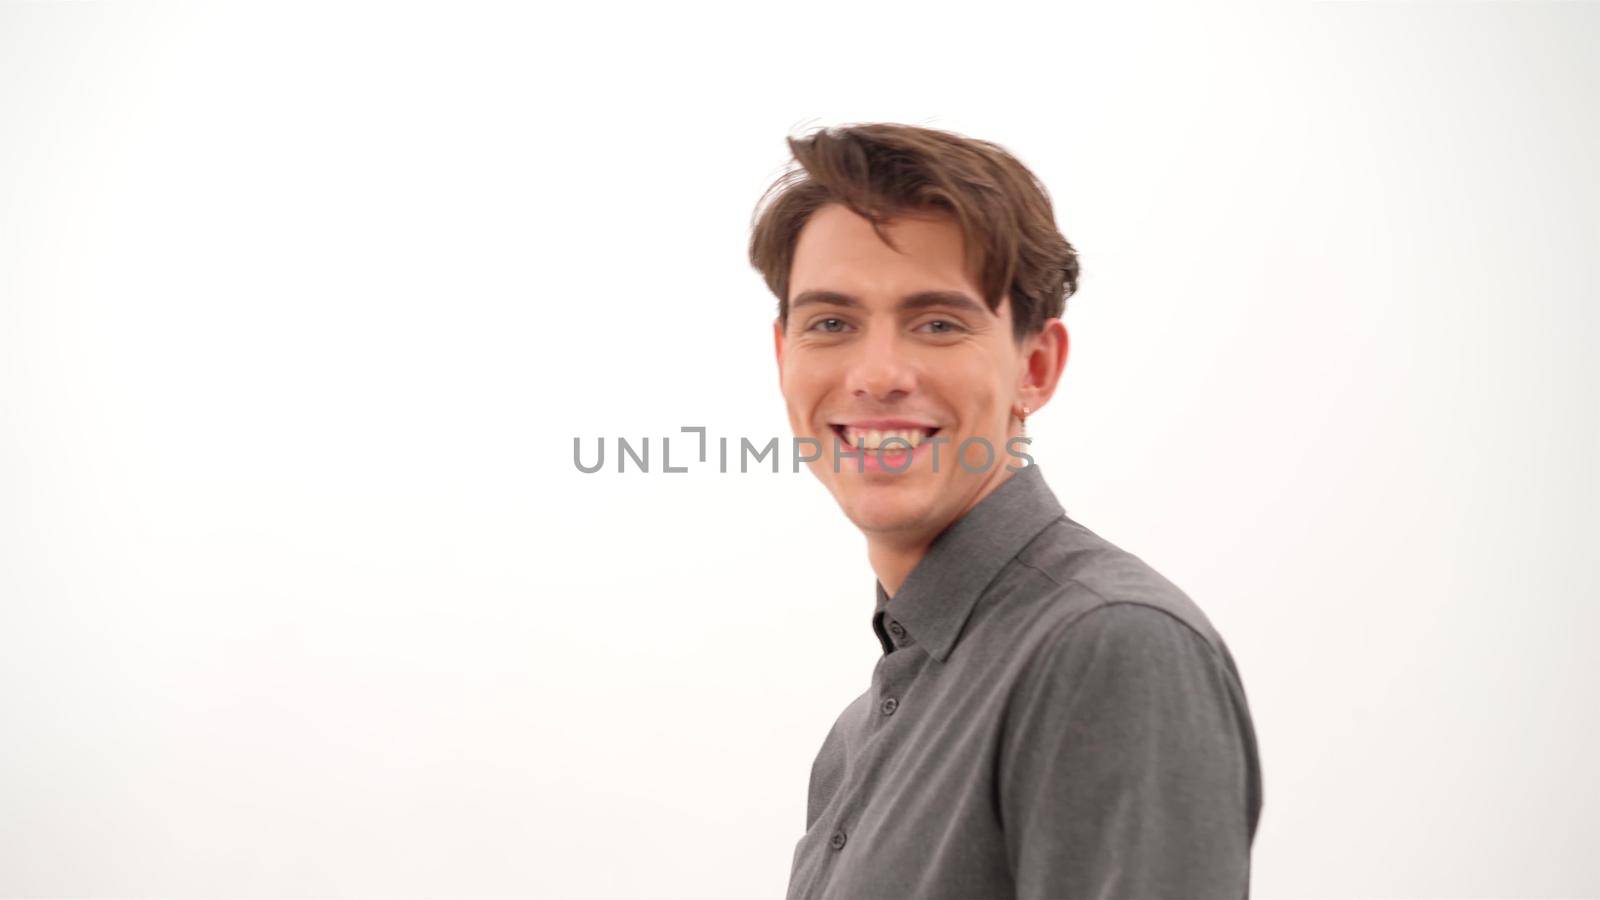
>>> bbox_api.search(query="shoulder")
[1027,602,1229,702]
[1002,598,1257,779]
[1011,515,1235,670]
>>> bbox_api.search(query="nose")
[846,325,917,403]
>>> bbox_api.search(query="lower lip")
[838,434,939,474]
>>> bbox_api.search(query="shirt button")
[880,697,898,715]
[887,620,906,642]
[830,829,847,850]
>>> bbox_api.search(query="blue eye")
[810,318,850,333]
[918,319,963,334]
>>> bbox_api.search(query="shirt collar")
[869,464,1066,662]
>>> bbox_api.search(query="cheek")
[934,363,1005,427]
[780,357,832,418]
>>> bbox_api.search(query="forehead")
[789,203,978,302]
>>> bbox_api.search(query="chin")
[834,481,939,536]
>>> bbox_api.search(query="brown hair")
[748,122,1080,341]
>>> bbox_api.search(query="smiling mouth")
[829,424,941,450]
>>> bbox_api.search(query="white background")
[3,2,1597,897]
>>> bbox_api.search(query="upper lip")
[829,418,941,430]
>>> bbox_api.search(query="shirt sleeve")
[998,601,1262,899]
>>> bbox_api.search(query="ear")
[1020,318,1069,410]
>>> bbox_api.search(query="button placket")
[876,648,911,722]
[818,631,920,872]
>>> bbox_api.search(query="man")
[748,123,1263,899]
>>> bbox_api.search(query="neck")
[867,533,933,598]
[867,459,1023,598]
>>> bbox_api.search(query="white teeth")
[842,427,932,450]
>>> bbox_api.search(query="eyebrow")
[789,289,990,318]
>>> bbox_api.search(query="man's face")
[774,202,1035,543]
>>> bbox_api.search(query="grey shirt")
[785,464,1263,900]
